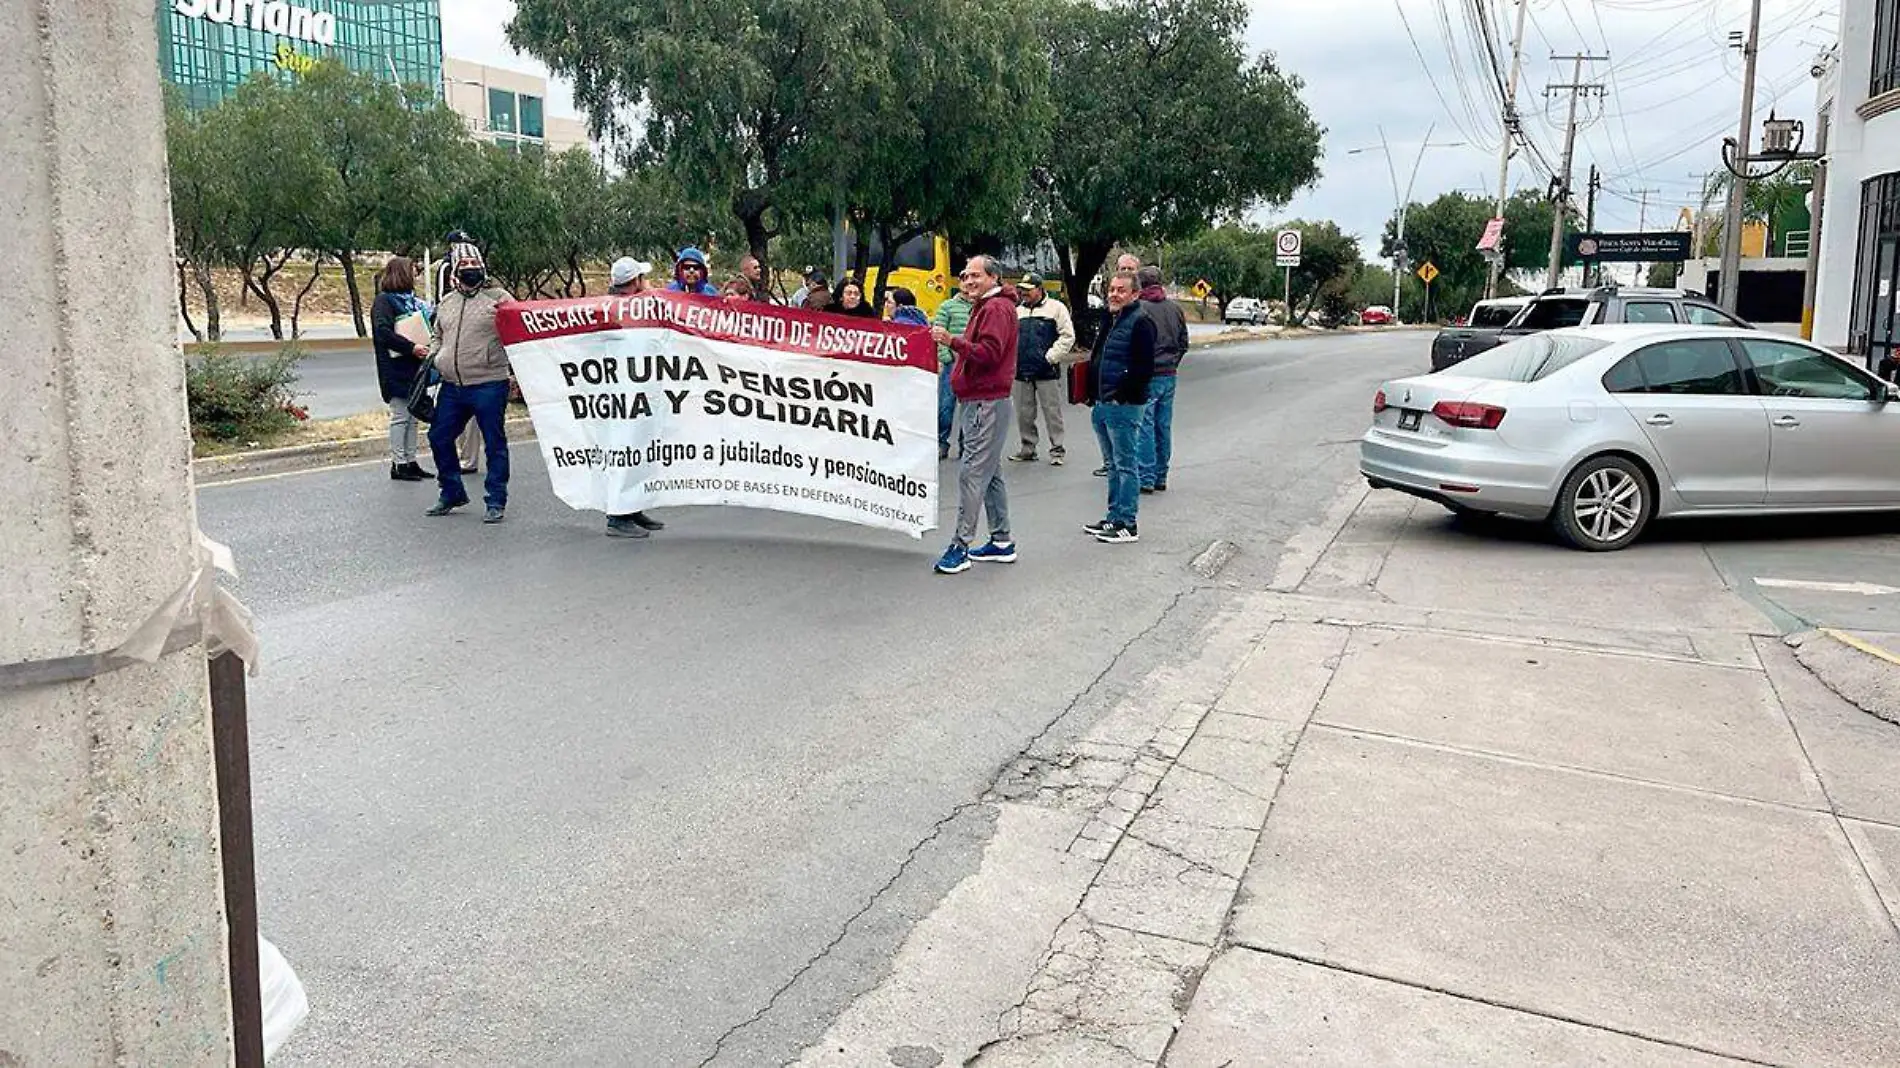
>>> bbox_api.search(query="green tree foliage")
[509,0,889,278]
[1701,164,1815,257]
[850,0,1050,304]
[1381,190,1562,321]
[1167,227,1272,314]
[166,91,232,341]
[435,144,566,297]
[213,75,335,340]
[1034,0,1321,300]
[295,62,467,335]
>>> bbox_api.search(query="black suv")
[1429,286,1751,371]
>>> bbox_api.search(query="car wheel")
[1551,455,1651,551]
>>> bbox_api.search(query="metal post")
[1802,117,1830,339]
[1583,165,1600,285]
[1377,126,1405,315]
[1718,0,1764,313]
[210,652,267,1068]
[1486,0,1531,299]
[1284,265,1292,325]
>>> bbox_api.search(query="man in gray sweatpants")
[929,255,1023,575]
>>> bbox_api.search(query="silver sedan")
[1360,324,1900,550]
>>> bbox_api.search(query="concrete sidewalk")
[798,486,1900,1068]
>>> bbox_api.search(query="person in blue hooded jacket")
[668,247,720,296]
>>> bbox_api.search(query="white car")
[1361,324,1900,550]
[1224,297,1267,325]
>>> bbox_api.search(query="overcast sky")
[443,0,1839,256]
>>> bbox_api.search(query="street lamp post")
[1348,125,1466,321]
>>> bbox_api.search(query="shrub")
[187,346,304,443]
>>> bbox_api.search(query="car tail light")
[1373,389,1388,413]
[1431,400,1506,429]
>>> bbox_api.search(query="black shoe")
[939,444,951,460]
[631,512,665,531]
[605,517,649,538]
[1082,519,1115,536]
[1140,485,1156,495]
[483,506,505,524]
[425,496,470,517]
[1154,481,1168,492]
[1008,450,1038,463]
[391,462,428,482]
[460,463,479,475]
[1092,467,1108,477]
[405,461,435,480]
[1093,522,1140,544]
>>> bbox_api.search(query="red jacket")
[949,286,1021,401]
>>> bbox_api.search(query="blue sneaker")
[969,540,1018,564]
[934,543,972,574]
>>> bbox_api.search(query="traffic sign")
[1275,228,1302,267]
[1191,279,1212,300]
[1416,261,1440,284]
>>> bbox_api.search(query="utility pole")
[1718,0,1764,313]
[1625,186,1661,284]
[1583,165,1601,285]
[4,0,235,1061]
[1485,0,1532,299]
[1544,54,1608,289]
[1801,118,1831,339]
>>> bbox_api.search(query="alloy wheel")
[1572,468,1643,545]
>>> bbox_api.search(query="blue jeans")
[429,380,511,508]
[1138,375,1177,488]
[1091,402,1143,526]
[938,366,957,451]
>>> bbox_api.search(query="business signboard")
[1565,231,1693,263]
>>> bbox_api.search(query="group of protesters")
[928,251,1186,574]
[370,236,1187,567]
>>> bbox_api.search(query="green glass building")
[157,0,442,109]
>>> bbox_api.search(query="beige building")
[442,56,590,156]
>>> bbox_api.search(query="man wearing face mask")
[425,242,516,524]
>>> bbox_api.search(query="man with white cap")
[604,254,664,538]
[608,256,653,296]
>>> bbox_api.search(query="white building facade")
[1812,0,1900,367]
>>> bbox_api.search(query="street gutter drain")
[1190,540,1239,579]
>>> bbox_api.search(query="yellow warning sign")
[1416,261,1440,285]
[1191,279,1212,299]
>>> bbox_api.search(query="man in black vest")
[1083,271,1157,544]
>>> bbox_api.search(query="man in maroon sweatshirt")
[929,255,1021,574]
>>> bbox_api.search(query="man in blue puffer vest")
[1083,270,1157,544]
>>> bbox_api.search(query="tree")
[216,75,335,340]
[851,0,1051,306]
[1646,261,1681,287]
[436,143,566,297]
[1034,0,1321,301]
[165,92,230,341]
[1700,164,1815,256]
[297,62,466,335]
[509,0,889,283]
[1167,226,1271,314]
[1382,190,1564,322]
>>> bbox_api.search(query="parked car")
[1429,286,1747,372]
[1362,324,1900,551]
[1224,297,1267,325]
[1360,305,1395,326]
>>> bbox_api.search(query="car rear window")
[1515,297,1590,329]
[1469,304,1521,328]
[1448,332,1610,382]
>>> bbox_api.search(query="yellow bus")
[850,232,954,317]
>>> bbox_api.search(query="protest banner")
[496,291,940,538]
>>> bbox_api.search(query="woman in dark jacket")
[834,277,880,319]
[371,256,432,481]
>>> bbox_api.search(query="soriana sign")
[172,0,339,47]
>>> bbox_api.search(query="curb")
[1785,628,1900,727]
[194,416,538,484]
[186,336,368,356]
[1816,627,1900,668]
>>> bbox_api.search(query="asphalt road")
[195,330,1424,1065]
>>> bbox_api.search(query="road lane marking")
[1819,628,1900,667]
[1755,577,1900,597]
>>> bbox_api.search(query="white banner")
[498,292,940,538]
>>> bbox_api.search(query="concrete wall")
[1813,0,1900,350]
[1,0,232,1061]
